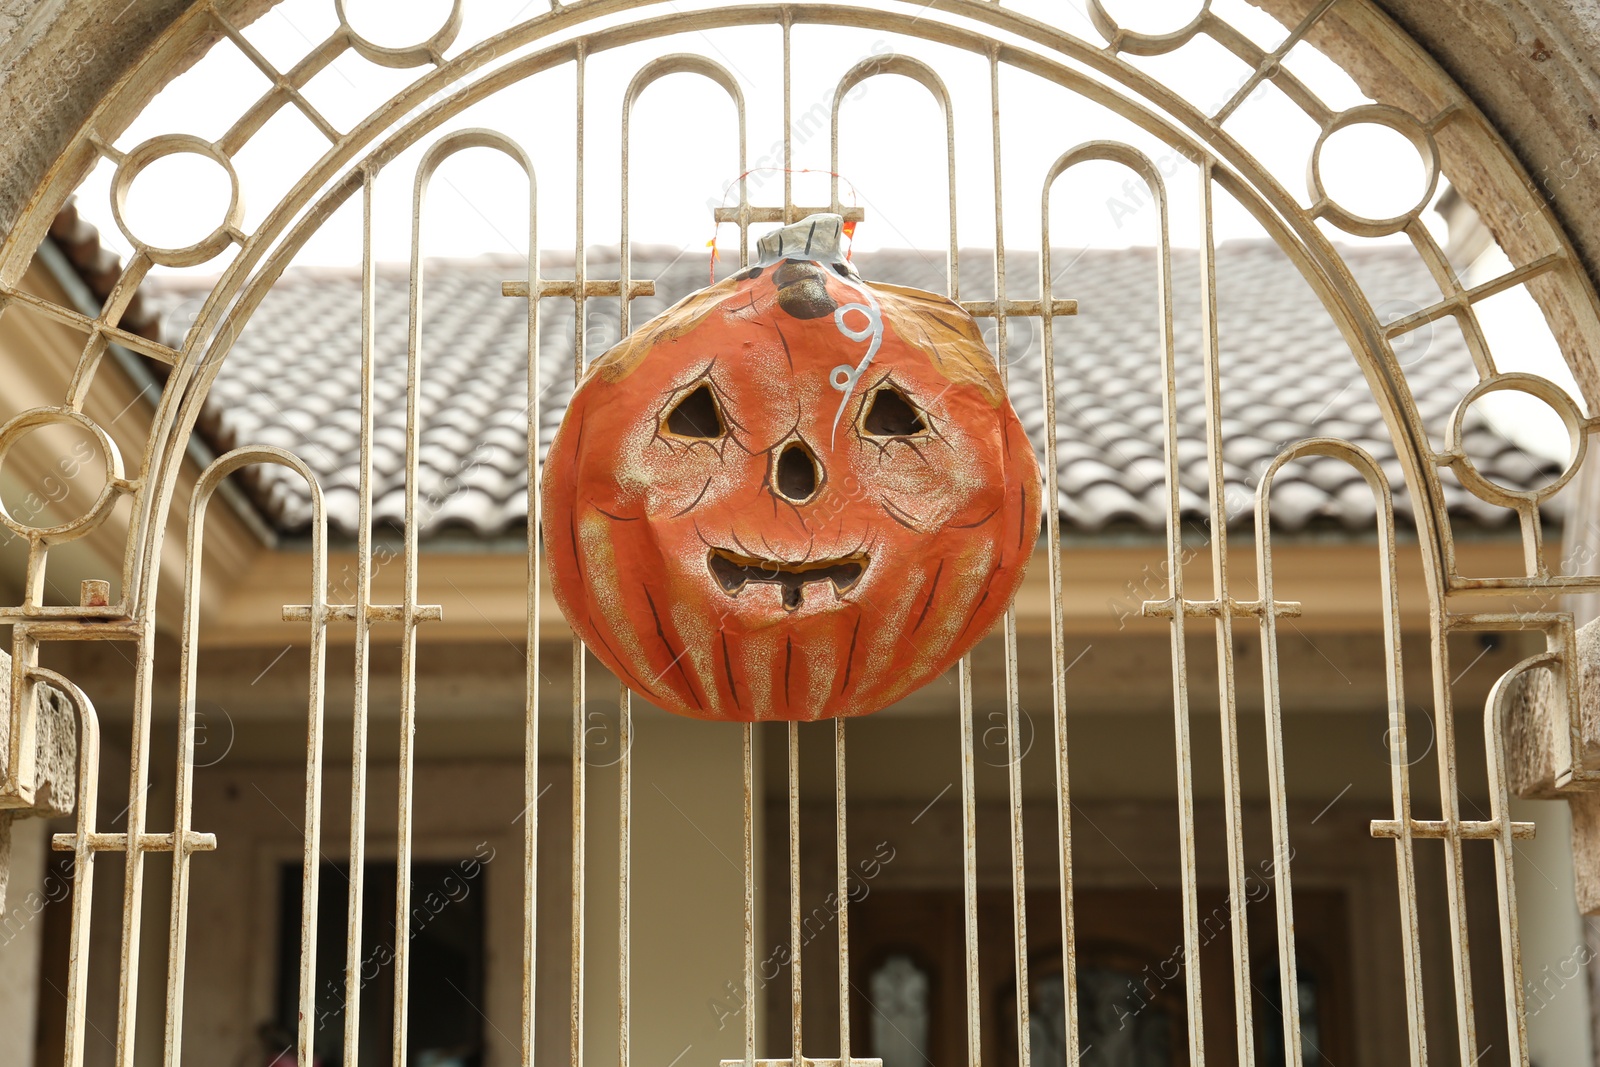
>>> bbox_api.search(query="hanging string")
[706,167,864,284]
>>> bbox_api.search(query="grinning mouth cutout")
[707,548,868,611]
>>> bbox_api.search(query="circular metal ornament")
[0,407,127,542]
[1308,104,1440,238]
[1445,372,1588,506]
[109,134,243,268]
[334,0,464,69]
[1086,0,1211,56]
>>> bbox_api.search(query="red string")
[705,167,863,285]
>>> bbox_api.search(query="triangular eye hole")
[862,386,928,436]
[664,383,726,438]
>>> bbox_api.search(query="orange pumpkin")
[542,215,1041,721]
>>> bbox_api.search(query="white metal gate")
[3,2,1600,1066]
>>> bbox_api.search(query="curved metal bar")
[986,47,1034,1067]
[1485,654,1549,1067]
[1195,157,1256,1067]
[398,126,545,1067]
[1255,437,1425,1067]
[623,54,749,316]
[1041,139,1203,1066]
[402,128,538,1067]
[28,666,100,1067]
[162,445,328,1067]
[1036,139,1171,1067]
[829,53,957,298]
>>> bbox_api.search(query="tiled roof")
[150,241,1555,541]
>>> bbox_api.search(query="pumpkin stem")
[756,213,851,267]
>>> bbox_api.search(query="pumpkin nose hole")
[775,442,820,503]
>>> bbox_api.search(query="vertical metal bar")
[1037,170,1080,1067]
[1386,646,1430,1065]
[618,688,631,1067]
[572,46,591,1067]
[958,657,981,1067]
[114,609,157,1067]
[294,546,328,1067]
[164,551,205,1067]
[1373,480,1431,1067]
[1250,512,1308,1067]
[344,164,378,1067]
[1252,580,1306,1067]
[835,720,851,1067]
[1485,664,1534,1067]
[989,47,1030,1067]
[394,147,431,1067]
[782,11,793,222]
[610,56,630,1063]
[522,152,543,1067]
[1147,156,1207,1067]
[1431,625,1479,1065]
[163,456,328,1067]
[55,676,100,1067]
[1196,163,1256,1067]
[744,722,757,1067]
[789,722,803,1062]
[1256,441,1424,1066]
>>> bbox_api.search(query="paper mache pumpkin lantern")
[542,214,1042,721]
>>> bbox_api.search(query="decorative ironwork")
[0,2,1597,1066]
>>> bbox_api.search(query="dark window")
[1257,959,1321,1067]
[275,859,487,1067]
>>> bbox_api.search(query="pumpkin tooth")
[705,548,866,608]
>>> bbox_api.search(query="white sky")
[89,0,1430,266]
[68,0,1581,465]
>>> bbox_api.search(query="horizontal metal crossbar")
[51,831,218,853]
[713,205,867,226]
[500,279,657,299]
[962,297,1078,318]
[281,603,443,622]
[1141,597,1303,619]
[1370,819,1536,840]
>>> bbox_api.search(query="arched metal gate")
[3,1,1600,1066]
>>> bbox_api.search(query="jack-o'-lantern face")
[542,215,1041,721]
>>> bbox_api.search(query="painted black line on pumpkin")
[727,527,760,559]
[950,504,1001,529]
[912,560,944,635]
[644,585,703,710]
[590,504,638,522]
[1016,481,1030,552]
[841,616,863,693]
[670,475,714,518]
[878,497,922,531]
[569,511,583,583]
[726,290,761,318]
[773,323,795,372]
[591,626,654,699]
[720,631,742,712]
[957,581,994,642]
[785,635,794,706]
